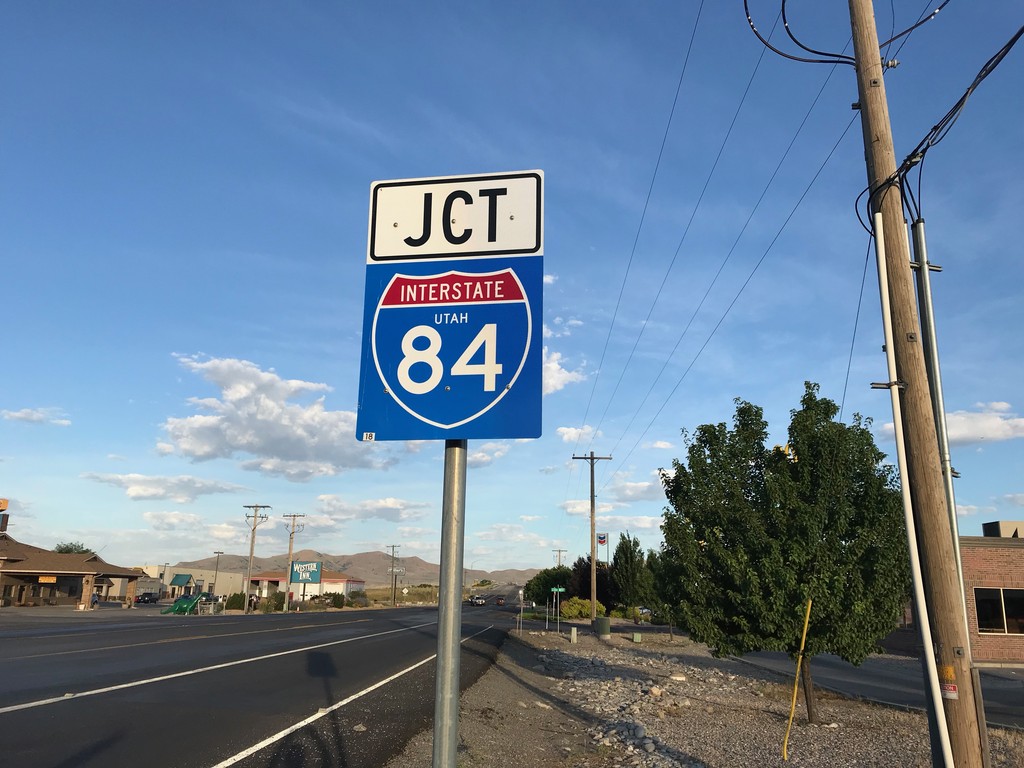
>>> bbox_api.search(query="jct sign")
[357,171,543,442]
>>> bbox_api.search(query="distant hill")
[177,549,539,588]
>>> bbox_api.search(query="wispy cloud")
[316,494,430,523]
[83,473,245,504]
[881,402,1024,446]
[556,425,600,443]
[2,408,70,427]
[467,442,511,468]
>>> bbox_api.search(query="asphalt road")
[740,651,1024,730]
[0,602,510,768]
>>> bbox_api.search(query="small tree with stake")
[659,383,910,722]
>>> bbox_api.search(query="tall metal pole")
[911,219,991,766]
[243,504,271,615]
[282,514,305,612]
[573,451,611,623]
[848,2,983,765]
[432,439,467,768]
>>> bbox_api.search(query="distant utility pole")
[552,548,567,567]
[573,451,611,623]
[243,504,271,615]
[282,514,305,612]
[848,2,982,766]
[388,544,400,607]
[212,550,223,599]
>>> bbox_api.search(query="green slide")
[160,593,203,615]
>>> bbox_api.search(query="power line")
[568,1,708,465]
[589,10,780,451]
[601,115,859,492]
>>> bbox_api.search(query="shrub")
[348,593,370,608]
[559,596,605,619]
[226,593,245,611]
[324,592,345,609]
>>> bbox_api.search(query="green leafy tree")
[610,532,656,616]
[659,383,910,722]
[54,541,92,554]
[524,565,571,605]
[567,556,612,611]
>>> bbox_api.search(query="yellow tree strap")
[783,598,813,761]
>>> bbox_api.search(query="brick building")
[961,522,1024,665]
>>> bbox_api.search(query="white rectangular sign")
[368,170,543,262]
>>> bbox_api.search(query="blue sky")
[3,2,1022,573]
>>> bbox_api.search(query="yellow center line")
[3,619,372,661]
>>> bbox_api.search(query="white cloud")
[467,441,511,468]
[649,440,673,450]
[543,317,583,340]
[596,514,663,531]
[475,523,552,546]
[519,515,543,522]
[316,494,430,523]
[882,402,1024,446]
[159,355,390,480]
[607,470,665,503]
[543,347,585,395]
[82,473,245,504]
[556,425,600,443]
[142,510,204,531]
[1003,494,1024,508]
[539,465,561,475]
[2,407,70,426]
[561,499,618,517]
[954,504,994,518]
[543,274,557,285]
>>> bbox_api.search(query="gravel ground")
[385,621,1024,768]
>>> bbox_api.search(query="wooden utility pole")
[573,451,611,623]
[552,548,567,567]
[243,504,271,615]
[282,514,305,612]
[388,544,400,606]
[848,2,982,765]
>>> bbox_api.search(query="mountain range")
[177,549,539,588]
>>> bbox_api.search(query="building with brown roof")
[0,531,140,608]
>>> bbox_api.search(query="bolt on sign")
[357,171,544,442]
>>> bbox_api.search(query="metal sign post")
[356,170,544,768]
[432,440,467,768]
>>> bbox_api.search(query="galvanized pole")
[432,439,467,768]
[911,219,991,767]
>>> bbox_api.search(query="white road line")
[0,620,437,715]
[210,624,495,768]
[4,619,371,661]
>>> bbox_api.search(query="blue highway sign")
[356,171,543,441]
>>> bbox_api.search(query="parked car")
[134,592,159,604]
[471,596,486,606]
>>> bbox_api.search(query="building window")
[975,587,1024,634]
